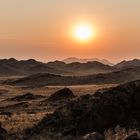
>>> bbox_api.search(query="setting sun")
[72,23,96,43]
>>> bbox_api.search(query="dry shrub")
[104,125,140,140]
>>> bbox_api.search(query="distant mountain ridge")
[47,60,115,76]
[63,57,114,66]
[0,58,139,77]
[0,58,115,76]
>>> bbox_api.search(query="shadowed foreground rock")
[0,122,9,140]
[26,80,140,139]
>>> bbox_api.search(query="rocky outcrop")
[26,80,140,138]
[47,88,75,101]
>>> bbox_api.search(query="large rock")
[26,80,140,138]
[47,88,75,101]
[83,132,105,140]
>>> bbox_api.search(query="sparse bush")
[104,126,140,140]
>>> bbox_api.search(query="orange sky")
[0,0,140,63]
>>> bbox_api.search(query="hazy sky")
[0,0,140,63]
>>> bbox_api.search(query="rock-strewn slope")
[26,80,140,139]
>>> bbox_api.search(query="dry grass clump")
[104,125,140,140]
[0,112,47,134]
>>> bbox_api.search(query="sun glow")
[72,23,96,43]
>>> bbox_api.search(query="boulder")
[47,88,75,101]
[83,132,105,140]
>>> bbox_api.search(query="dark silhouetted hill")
[0,58,41,76]
[115,59,140,68]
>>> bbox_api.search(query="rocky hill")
[25,80,140,139]
[115,59,140,68]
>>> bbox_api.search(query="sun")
[72,23,96,43]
